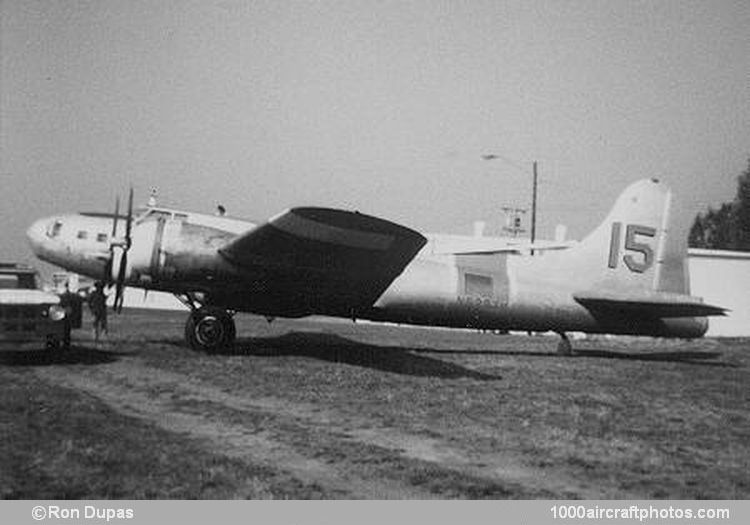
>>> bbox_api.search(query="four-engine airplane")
[26,178,725,354]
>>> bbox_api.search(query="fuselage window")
[77,230,88,240]
[464,273,493,298]
[96,233,108,243]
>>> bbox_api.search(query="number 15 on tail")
[608,222,657,273]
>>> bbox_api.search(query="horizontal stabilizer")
[574,290,727,318]
[442,240,576,255]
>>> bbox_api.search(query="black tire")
[184,307,235,352]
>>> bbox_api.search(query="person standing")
[59,283,82,329]
[89,281,108,342]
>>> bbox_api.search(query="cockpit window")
[140,209,188,222]
[143,210,172,221]
[47,221,63,238]
[76,230,88,240]
[96,233,108,243]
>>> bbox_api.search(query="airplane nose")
[26,218,49,255]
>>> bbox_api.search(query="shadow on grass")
[0,345,120,367]
[573,348,734,366]
[224,332,500,380]
[411,348,559,357]
[410,346,733,367]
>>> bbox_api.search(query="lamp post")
[531,160,538,254]
[482,154,539,253]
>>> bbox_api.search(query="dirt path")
[33,355,603,498]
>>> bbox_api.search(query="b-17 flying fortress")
[26,178,725,354]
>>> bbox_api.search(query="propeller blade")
[114,187,134,313]
[111,196,120,237]
[103,256,112,285]
[104,196,121,284]
[115,253,126,312]
[124,187,133,249]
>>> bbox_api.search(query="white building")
[689,248,750,337]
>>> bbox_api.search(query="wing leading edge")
[218,207,426,316]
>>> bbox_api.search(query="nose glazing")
[26,218,50,255]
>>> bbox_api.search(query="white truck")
[0,263,70,351]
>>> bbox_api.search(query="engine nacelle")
[121,217,227,287]
[121,219,162,285]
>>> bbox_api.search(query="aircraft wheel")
[185,307,234,352]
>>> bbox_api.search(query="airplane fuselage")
[27,203,708,339]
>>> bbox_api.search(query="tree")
[734,161,750,249]
[689,159,750,251]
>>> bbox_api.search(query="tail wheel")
[557,332,573,356]
[185,307,235,352]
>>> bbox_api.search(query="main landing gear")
[177,295,236,352]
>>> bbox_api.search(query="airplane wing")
[573,290,727,318]
[218,207,426,316]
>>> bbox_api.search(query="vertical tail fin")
[518,178,724,337]
[565,178,688,294]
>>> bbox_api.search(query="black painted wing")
[218,207,426,316]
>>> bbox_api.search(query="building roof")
[688,248,750,260]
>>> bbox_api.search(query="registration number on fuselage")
[457,295,507,309]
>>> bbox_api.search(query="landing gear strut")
[177,294,236,352]
[557,332,573,356]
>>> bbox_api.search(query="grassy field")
[1,309,749,499]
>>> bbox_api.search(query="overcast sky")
[2,0,749,268]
